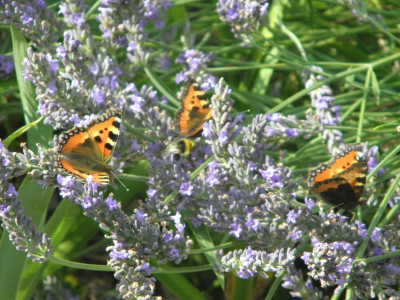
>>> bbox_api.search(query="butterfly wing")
[86,110,121,162]
[57,109,121,185]
[174,80,213,137]
[58,129,111,183]
[308,143,368,210]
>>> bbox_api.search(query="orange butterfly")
[308,143,368,209]
[174,79,213,137]
[57,108,121,185]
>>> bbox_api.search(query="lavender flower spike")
[302,66,343,152]
[0,184,53,262]
[217,0,269,44]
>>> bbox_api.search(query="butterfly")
[174,79,213,137]
[57,108,122,185]
[308,143,368,210]
[165,138,195,159]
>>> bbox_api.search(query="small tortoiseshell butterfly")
[174,79,213,137]
[308,143,368,210]
[57,108,121,185]
[165,138,195,159]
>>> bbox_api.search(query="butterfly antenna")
[125,151,143,162]
[112,171,129,192]
[233,109,250,116]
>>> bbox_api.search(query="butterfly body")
[308,143,368,209]
[57,108,121,185]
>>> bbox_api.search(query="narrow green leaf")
[2,116,44,148]
[1,26,55,300]
[155,272,207,300]
[189,224,225,289]
[11,26,53,148]
[252,47,280,94]
[228,274,254,300]
[370,69,381,102]
[0,178,54,300]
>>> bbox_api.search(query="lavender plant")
[1,0,400,299]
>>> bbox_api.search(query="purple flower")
[135,210,148,224]
[171,212,181,224]
[82,196,93,210]
[265,127,276,137]
[169,247,180,259]
[267,113,281,122]
[301,252,311,263]
[46,82,57,95]
[175,72,185,84]
[180,183,193,196]
[354,221,368,239]
[158,53,170,70]
[6,184,18,197]
[218,130,229,145]
[226,8,239,20]
[72,12,85,27]
[206,172,220,187]
[304,197,315,211]
[110,248,128,259]
[202,122,212,139]
[127,41,137,52]
[371,227,382,243]
[57,175,75,188]
[284,128,298,137]
[175,49,214,83]
[288,231,301,241]
[303,241,355,288]
[386,264,400,274]
[164,232,173,243]
[109,241,128,259]
[302,66,342,152]
[46,53,59,73]
[247,219,260,232]
[0,55,14,78]
[105,195,118,211]
[92,88,105,105]
[286,210,301,224]
[0,205,7,214]
[229,223,242,238]
[129,95,145,114]
[237,269,254,279]
[336,259,354,274]
[259,166,284,189]
[217,0,269,44]
[367,145,385,175]
[131,139,140,151]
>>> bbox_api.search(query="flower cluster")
[175,49,216,87]
[0,55,14,79]
[1,0,397,299]
[302,66,343,153]
[217,0,269,44]
[203,78,239,162]
[97,0,171,66]
[36,276,79,300]
[0,143,53,262]
[241,110,319,157]
[282,266,324,299]
[302,240,355,288]
[216,247,296,279]
[337,0,384,25]
[0,0,62,48]
[57,175,192,298]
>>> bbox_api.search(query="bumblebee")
[165,138,195,159]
